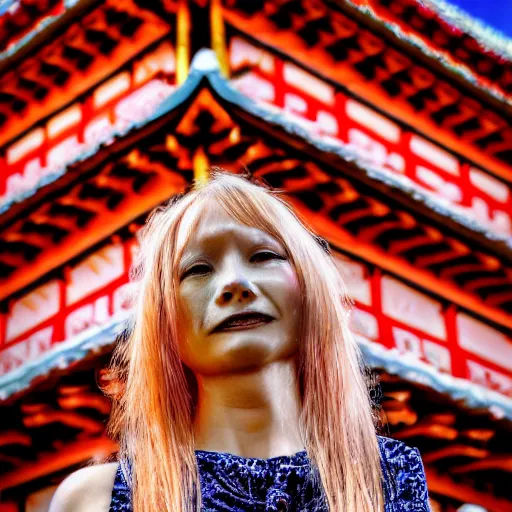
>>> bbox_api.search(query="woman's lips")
[213,314,275,333]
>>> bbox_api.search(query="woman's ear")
[97,366,126,401]
[96,328,131,400]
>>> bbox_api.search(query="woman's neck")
[193,356,305,459]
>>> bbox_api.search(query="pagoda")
[0,1,511,511]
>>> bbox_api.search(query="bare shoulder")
[48,462,119,512]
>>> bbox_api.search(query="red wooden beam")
[425,466,511,512]
[0,437,117,491]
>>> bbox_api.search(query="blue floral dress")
[109,435,431,511]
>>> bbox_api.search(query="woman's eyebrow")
[177,249,203,273]
[180,228,283,269]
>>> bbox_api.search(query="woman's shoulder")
[376,435,431,511]
[48,462,119,512]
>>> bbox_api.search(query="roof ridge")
[420,0,512,61]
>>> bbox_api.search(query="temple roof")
[1,51,511,327]
[0,310,127,402]
[400,0,512,60]
[1,0,510,186]
[343,0,512,98]
[0,1,90,60]
[1,51,511,408]
[1,50,510,249]
[1,0,510,105]
[223,1,512,173]
[0,0,174,147]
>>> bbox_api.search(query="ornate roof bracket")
[339,0,512,104]
[0,0,102,74]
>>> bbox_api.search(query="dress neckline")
[194,448,310,467]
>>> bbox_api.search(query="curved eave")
[2,312,511,423]
[418,0,512,62]
[198,56,512,261]
[2,49,511,265]
[0,0,101,77]
[0,79,194,226]
[339,0,511,109]
[0,311,129,403]
[358,335,512,423]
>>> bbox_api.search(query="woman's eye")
[251,251,283,262]
[181,264,211,280]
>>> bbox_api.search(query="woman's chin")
[211,334,296,372]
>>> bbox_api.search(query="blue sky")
[447,0,512,37]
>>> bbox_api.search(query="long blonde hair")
[105,168,384,511]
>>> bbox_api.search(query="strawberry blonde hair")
[104,168,384,511]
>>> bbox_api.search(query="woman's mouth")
[212,313,275,333]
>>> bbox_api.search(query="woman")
[49,169,431,511]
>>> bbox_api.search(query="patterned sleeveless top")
[109,435,431,511]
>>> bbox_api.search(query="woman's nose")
[216,278,257,306]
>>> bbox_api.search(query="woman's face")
[176,201,302,375]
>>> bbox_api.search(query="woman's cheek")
[283,266,300,295]
[178,285,200,334]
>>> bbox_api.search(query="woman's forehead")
[179,200,280,252]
